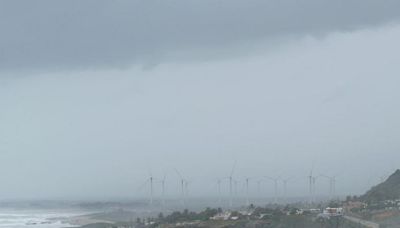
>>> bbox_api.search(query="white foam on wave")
[0,211,80,228]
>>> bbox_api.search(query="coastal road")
[344,215,379,228]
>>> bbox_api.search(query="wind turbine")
[282,176,294,202]
[245,176,257,206]
[184,180,191,197]
[234,179,240,196]
[147,172,155,206]
[160,173,167,206]
[308,166,318,205]
[137,177,153,206]
[150,176,154,205]
[138,173,156,206]
[331,176,336,198]
[312,176,318,203]
[320,174,338,200]
[257,180,262,196]
[227,161,236,208]
[174,169,187,207]
[215,178,223,204]
[264,176,280,204]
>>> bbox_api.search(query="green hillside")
[361,169,400,203]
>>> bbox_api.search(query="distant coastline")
[63,214,113,226]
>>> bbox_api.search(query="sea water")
[0,211,79,228]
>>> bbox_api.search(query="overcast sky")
[1,0,400,200]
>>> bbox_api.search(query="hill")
[361,169,400,203]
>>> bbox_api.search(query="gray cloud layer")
[1,1,400,200]
[1,25,400,199]
[1,0,400,72]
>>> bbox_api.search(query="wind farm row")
[138,164,340,208]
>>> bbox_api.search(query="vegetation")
[161,207,222,223]
[131,206,356,228]
[361,169,400,203]
[80,223,114,228]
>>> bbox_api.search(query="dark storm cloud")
[1,0,400,72]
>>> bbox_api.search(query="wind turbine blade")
[147,166,153,178]
[174,168,183,179]
[230,160,237,177]
[137,179,150,192]
[319,174,330,179]
[263,176,275,181]
[309,161,315,177]
[333,172,341,178]
[285,176,294,182]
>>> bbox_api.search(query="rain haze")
[1,0,400,204]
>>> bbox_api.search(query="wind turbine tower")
[321,174,337,199]
[245,177,256,206]
[257,180,262,196]
[150,176,154,205]
[234,179,239,196]
[331,176,336,197]
[185,180,190,197]
[282,177,293,202]
[265,176,280,204]
[308,168,317,205]
[246,178,250,206]
[228,161,236,208]
[217,179,222,204]
[175,169,187,207]
[161,174,166,206]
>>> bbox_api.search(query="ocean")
[0,211,79,228]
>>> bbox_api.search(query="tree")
[328,201,340,208]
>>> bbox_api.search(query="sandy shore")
[64,215,114,226]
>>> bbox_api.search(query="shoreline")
[63,214,114,226]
